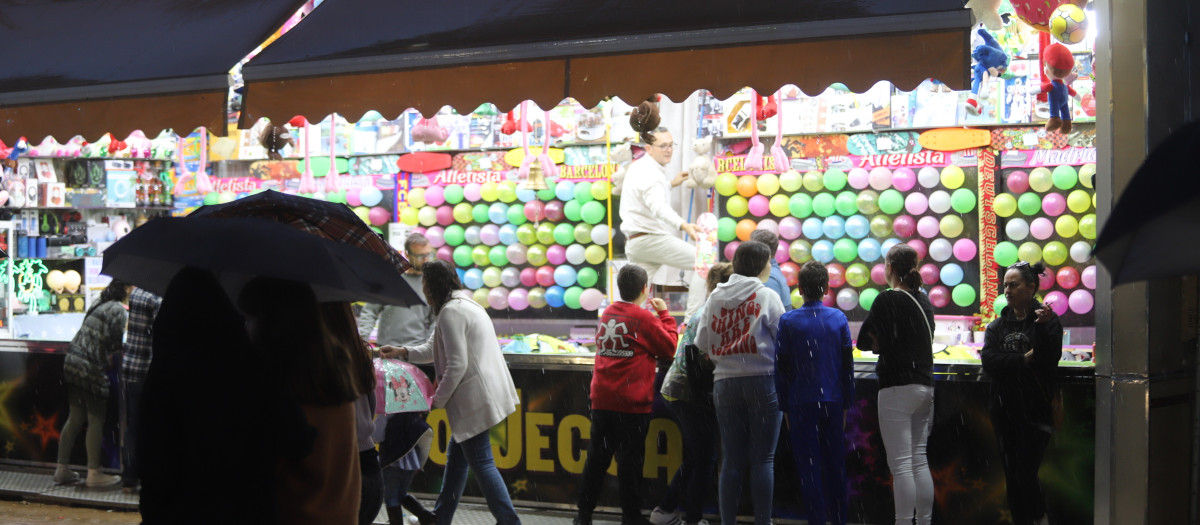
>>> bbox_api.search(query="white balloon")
[590,224,611,245]
[928,190,952,214]
[1006,218,1030,241]
[918,167,941,189]
[1070,241,1093,263]
[836,288,859,311]
[928,238,953,262]
[464,226,481,245]
[566,244,587,265]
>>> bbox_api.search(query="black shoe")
[385,506,406,525]
[573,518,592,525]
[401,495,436,525]
[622,519,653,525]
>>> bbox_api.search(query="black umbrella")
[1095,120,1200,284]
[101,216,422,306]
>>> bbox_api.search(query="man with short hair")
[750,229,793,311]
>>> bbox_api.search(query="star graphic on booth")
[510,478,529,495]
[0,376,24,435]
[3,441,13,455]
[30,411,61,450]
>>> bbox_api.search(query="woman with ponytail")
[857,244,936,525]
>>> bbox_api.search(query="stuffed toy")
[685,137,717,189]
[259,123,295,160]
[81,133,112,158]
[965,28,1009,116]
[28,136,61,157]
[150,130,176,160]
[1034,43,1077,133]
[108,137,129,158]
[500,110,532,136]
[124,130,152,159]
[607,143,634,196]
[411,116,450,145]
[965,0,1008,31]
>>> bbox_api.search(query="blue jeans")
[786,401,847,525]
[121,380,144,487]
[714,375,782,525]
[383,464,418,509]
[435,431,520,525]
[660,400,718,524]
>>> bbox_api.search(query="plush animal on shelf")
[411,116,450,145]
[258,123,294,160]
[965,28,1009,116]
[685,137,717,189]
[150,130,177,160]
[607,142,634,196]
[124,130,152,158]
[81,133,112,158]
[965,0,1007,31]
[1034,43,1077,133]
[60,135,88,157]
[28,136,62,157]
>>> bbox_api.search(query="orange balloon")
[736,219,758,241]
[736,175,758,198]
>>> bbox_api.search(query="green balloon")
[951,188,976,214]
[489,245,509,266]
[564,286,584,309]
[577,267,599,288]
[993,294,1009,314]
[527,244,549,265]
[554,223,576,245]
[870,215,893,237]
[564,200,583,222]
[507,205,528,225]
[574,223,593,244]
[472,203,490,223]
[516,223,537,244]
[952,283,977,307]
[453,203,474,223]
[856,190,880,214]
[471,245,490,266]
[536,223,556,244]
[846,263,870,287]
[497,182,518,203]
[812,193,836,217]
[444,225,466,246]
[203,192,221,205]
[718,217,737,242]
[1043,241,1068,266]
[859,288,881,310]
[581,202,606,224]
[878,190,904,215]
[834,239,858,263]
[789,193,813,218]
[835,192,858,216]
[444,184,465,204]
[574,182,595,204]
[1052,165,1078,190]
[537,187,556,201]
[1079,213,1098,239]
[453,245,473,266]
[1017,193,1042,216]
[823,169,848,191]
[994,241,1019,267]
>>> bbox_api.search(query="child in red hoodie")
[576,264,679,525]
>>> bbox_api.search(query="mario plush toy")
[965,28,1009,116]
[1035,43,1077,133]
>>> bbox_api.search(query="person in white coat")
[381,260,522,525]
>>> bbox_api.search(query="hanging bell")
[520,160,549,191]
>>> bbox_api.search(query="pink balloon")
[776,240,789,264]
[520,267,538,287]
[907,239,928,261]
[892,215,917,238]
[821,291,835,308]
[919,264,940,285]
[1082,265,1097,289]
[847,168,870,189]
[346,188,363,207]
[916,216,940,238]
[758,218,779,235]
[368,207,390,226]
[425,185,446,206]
[748,195,770,217]
[487,287,510,310]
[1068,290,1094,314]
[580,288,606,311]
[868,167,893,190]
[928,285,950,308]
[1042,193,1067,216]
[506,243,529,265]
[425,226,446,247]
[546,244,567,265]
[463,183,483,202]
[479,224,500,245]
[1006,171,1029,194]
[412,226,427,235]
[892,168,917,191]
[525,201,546,222]
[871,264,888,285]
[1043,291,1069,316]
[1039,266,1055,290]
[778,217,803,240]
[436,206,454,226]
[905,193,929,215]
[952,239,977,261]
[1030,218,1054,240]
[781,261,800,287]
[1057,267,1081,289]
[724,241,740,261]
[544,200,565,222]
[436,245,453,262]
[827,263,846,288]
[508,288,530,311]
[536,266,556,287]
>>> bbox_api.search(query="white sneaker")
[649,507,681,525]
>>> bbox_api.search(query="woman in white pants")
[857,244,936,525]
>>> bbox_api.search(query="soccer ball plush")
[1049,4,1088,45]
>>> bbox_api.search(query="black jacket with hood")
[980,302,1063,428]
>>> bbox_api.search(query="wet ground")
[0,500,140,524]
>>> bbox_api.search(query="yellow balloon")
[757,173,780,196]
[939,215,964,238]
[993,193,1018,218]
[1079,163,1096,189]
[1067,190,1092,214]
[769,195,790,217]
[803,170,824,192]
[715,173,738,196]
[779,169,803,192]
[407,187,427,209]
[1055,215,1079,238]
[940,165,965,190]
[1028,167,1054,192]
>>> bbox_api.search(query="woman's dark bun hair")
[886,243,922,291]
[1009,261,1046,287]
[629,101,662,145]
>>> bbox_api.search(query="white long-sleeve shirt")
[619,155,686,236]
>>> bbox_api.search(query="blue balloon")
[802,218,825,240]
[516,188,537,203]
[463,268,484,290]
[812,240,835,263]
[555,181,576,201]
[857,238,882,262]
[940,262,965,286]
[881,238,902,256]
[845,215,870,239]
[553,266,578,287]
[545,285,566,307]
[488,202,509,224]
[822,216,846,239]
[456,268,467,282]
[498,224,518,245]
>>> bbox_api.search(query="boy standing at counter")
[576,264,679,525]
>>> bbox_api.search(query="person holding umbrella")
[981,261,1062,525]
[381,260,522,525]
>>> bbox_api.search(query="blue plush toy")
[965,28,1009,116]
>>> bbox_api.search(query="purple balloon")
[463,183,483,202]
[892,168,917,191]
[1082,265,1097,289]
[907,239,928,261]
[776,240,789,264]
[1006,171,1030,194]
[425,185,446,207]
[506,243,529,265]
[892,215,917,238]
[916,216,940,238]
[919,264,941,285]
[1030,218,1054,240]
[778,217,803,240]
[544,200,565,222]
[425,226,446,247]
[724,241,740,261]
[508,288,530,310]
[546,244,568,265]
[905,193,929,215]
[436,206,454,226]
[479,224,500,245]
[1043,291,1069,316]
[871,263,887,285]
[487,287,510,310]
[928,285,950,308]
[1042,193,1067,216]
[500,267,522,288]
[953,239,977,261]
[436,245,453,262]
[847,168,870,190]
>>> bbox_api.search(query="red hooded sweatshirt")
[591,301,679,413]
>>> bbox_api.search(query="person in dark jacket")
[775,261,855,525]
[981,261,1062,525]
